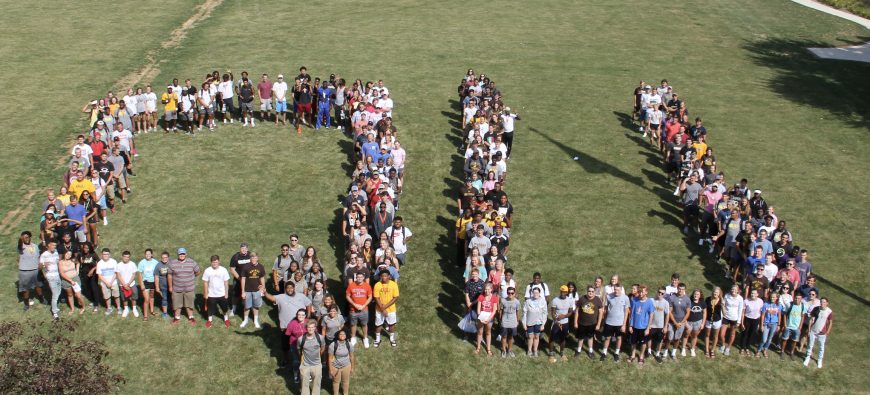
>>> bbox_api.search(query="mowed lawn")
[1,0,868,393]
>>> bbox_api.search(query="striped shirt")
[169,258,200,292]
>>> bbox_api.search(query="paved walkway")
[791,0,870,62]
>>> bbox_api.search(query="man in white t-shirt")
[202,255,231,328]
[144,85,158,131]
[71,134,94,160]
[218,72,235,123]
[96,248,121,315]
[272,75,289,126]
[377,93,393,118]
[386,216,412,266]
[111,123,133,153]
[116,251,140,318]
[40,241,61,319]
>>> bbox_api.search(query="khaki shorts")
[172,291,195,309]
[104,181,115,199]
[100,282,120,298]
[115,175,127,189]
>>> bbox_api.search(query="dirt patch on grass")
[114,0,223,90]
[0,189,39,235]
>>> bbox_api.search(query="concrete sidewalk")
[791,0,870,62]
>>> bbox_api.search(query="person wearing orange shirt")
[345,272,373,349]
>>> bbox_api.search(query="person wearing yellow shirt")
[68,171,95,200]
[455,210,473,268]
[693,135,708,165]
[373,271,399,348]
[161,86,178,132]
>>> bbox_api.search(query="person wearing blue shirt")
[744,246,765,282]
[628,285,656,365]
[316,81,334,129]
[63,198,88,243]
[361,133,380,163]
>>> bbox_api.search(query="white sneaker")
[682,226,689,235]
[251,121,256,127]
[254,319,261,329]
[817,359,823,369]
[681,348,686,357]
[642,132,648,137]
[122,307,129,318]
[105,307,113,316]
[363,338,370,349]
[803,357,810,367]
[647,347,652,355]
[103,217,108,226]
[719,345,725,353]
[577,346,583,353]
[698,238,704,246]
[350,337,358,347]
[240,319,249,328]
[638,126,644,132]
[690,349,696,357]
[29,300,35,306]
[724,347,731,356]
[133,307,140,318]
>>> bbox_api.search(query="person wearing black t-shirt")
[229,243,252,316]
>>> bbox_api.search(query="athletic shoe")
[803,357,810,367]
[293,373,300,384]
[103,217,108,226]
[682,226,689,235]
[254,320,261,329]
[587,352,595,360]
[105,307,114,316]
[817,360,823,369]
[599,354,606,362]
[638,126,644,132]
[724,347,731,356]
[501,350,507,358]
[350,337,358,347]
[188,318,196,326]
[613,354,620,363]
[205,321,213,329]
[29,300,35,306]
[171,318,180,325]
[224,319,231,328]
[373,339,381,348]
[655,355,663,364]
[509,351,516,358]
[390,339,397,348]
[23,304,29,312]
[121,307,129,318]
[363,338,370,349]
[698,238,704,246]
[719,345,725,354]
[681,348,687,357]
[162,313,168,319]
[690,349,696,357]
[642,132,648,137]
[133,307,140,318]
[240,319,249,328]
[52,313,59,321]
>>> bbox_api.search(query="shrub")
[0,319,124,394]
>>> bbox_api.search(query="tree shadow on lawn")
[742,37,870,130]
[531,126,730,290]
[234,322,301,394]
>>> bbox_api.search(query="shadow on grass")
[815,273,870,307]
[234,323,300,394]
[742,37,870,129]
[530,126,730,291]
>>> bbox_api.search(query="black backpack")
[332,338,351,355]
[298,334,322,355]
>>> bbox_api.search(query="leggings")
[740,317,760,349]
[81,269,101,305]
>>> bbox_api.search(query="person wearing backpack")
[297,319,325,395]
[328,329,355,395]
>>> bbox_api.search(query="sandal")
[638,358,645,366]
[474,346,481,355]
[486,348,493,356]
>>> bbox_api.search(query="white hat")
[277,74,284,79]
[504,107,511,112]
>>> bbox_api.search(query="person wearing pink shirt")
[779,258,801,285]
[391,141,406,179]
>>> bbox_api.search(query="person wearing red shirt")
[345,272,373,349]
[476,282,499,356]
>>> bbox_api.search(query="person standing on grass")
[373,270,399,348]
[229,243,252,316]
[239,79,255,127]
[522,287,547,357]
[137,249,159,320]
[202,255,231,329]
[96,248,121,316]
[168,247,199,326]
[161,86,177,132]
[298,319,325,395]
[153,251,172,318]
[499,286,521,358]
[18,231,43,311]
[257,73,273,122]
[346,271,373,349]
[240,252,266,329]
[197,81,215,131]
[321,305,346,346]
[739,289,764,356]
[272,244,295,293]
[40,241,62,320]
[58,250,86,315]
[78,242,99,311]
[475,282,498,356]
[116,251,140,318]
[758,292,782,358]
[667,283,691,359]
[804,297,833,369]
[780,292,806,360]
[704,286,723,358]
[719,284,744,356]
[573,285,603,360]
[628,285,655,366]
[328,328,355,395]
[285,309,308,383]
[649,287,671,364]
[547,285,574,362]
[685,289,706,357]
[600,284,630,362]
[263,281,313,369]
[219,72,235,124]
[386,216,412,265]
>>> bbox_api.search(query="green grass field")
[1,0,868,393]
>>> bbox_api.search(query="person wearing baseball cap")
[548,285,574,362]
[168,247,199,325]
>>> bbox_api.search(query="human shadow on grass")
[234,322,301,394]
[742,38,870,130]
[532,126,730,290]
[815,273,870,307]
[613,111,640,134]
[336,139,356,175]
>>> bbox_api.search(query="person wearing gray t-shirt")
[328,329,355,395]
[499,289,521,357]
[651,288,671,361]
[679,172,703,235]
[297,320,325,395]
[668,285,692,358]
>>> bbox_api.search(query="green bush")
[818,0,870,19]
[0,319,124,394]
